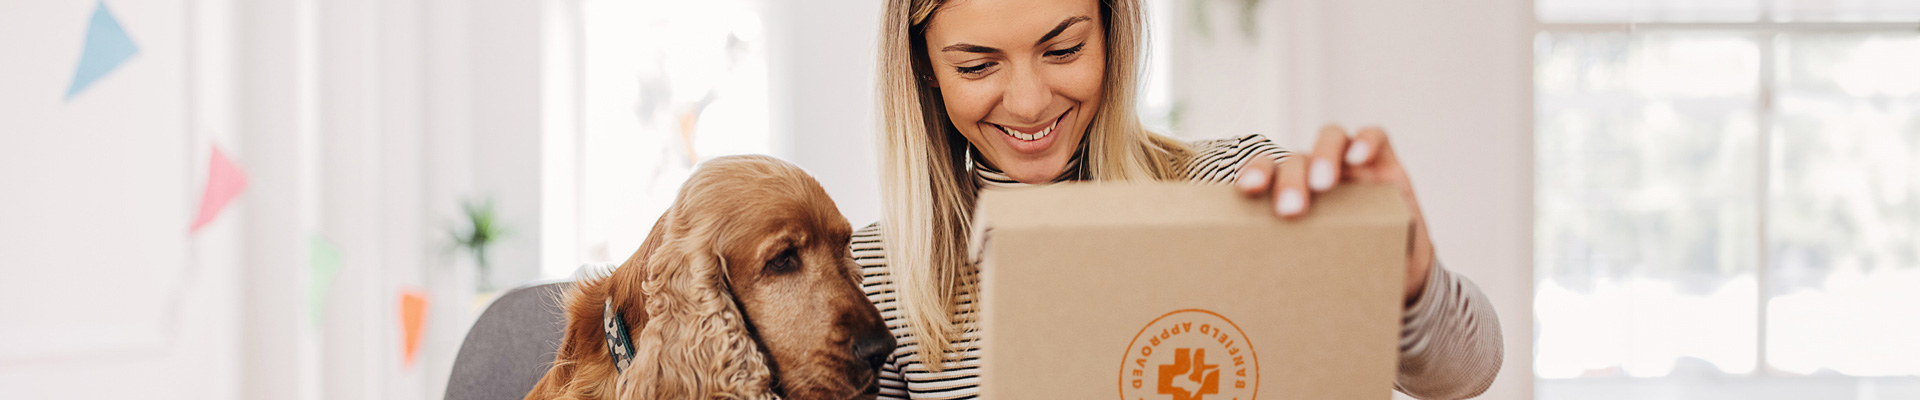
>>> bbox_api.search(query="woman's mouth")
[992,112,1065,142]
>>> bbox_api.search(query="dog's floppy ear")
[604,210,675,317]
[617,218,779,400]
[624,211,673,273]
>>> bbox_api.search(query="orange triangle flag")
[400,289,429,367]
[190,145,247,233]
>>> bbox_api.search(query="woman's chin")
[976,127,1083,183]
[999,160,1071,183]
[990,136,1082,183]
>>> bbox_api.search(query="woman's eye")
[765,248,801,274]
[955,62,995,76]
[1044,43,1085,59]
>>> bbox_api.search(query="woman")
[852,0,1504,398]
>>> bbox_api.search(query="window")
[568,0,773,271]
[1533,2,1920,398]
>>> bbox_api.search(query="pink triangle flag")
[190,145,247,233]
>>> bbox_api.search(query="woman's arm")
[1395,259,1503,399]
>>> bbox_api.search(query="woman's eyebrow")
[1035,15,1093,46]
[940,15,1095,55]
[942,43,1001,54]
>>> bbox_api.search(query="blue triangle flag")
[67,0,139,100]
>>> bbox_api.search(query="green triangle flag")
[308,236,343,324]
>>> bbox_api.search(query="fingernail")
[1345,141,1371,166]
[1309,158,1336,192]
[1277,188,1305,216]
[1237,167,1266,191]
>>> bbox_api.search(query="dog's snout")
[852,329,897,371]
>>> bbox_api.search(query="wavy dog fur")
[529,155,890,400]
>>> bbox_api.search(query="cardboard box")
[972,182,1410,400]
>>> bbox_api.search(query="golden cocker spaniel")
[528,155,895,400]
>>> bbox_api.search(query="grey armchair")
[445,281,571,400]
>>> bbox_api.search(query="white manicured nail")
[1277,188,1305,216]
[1238,167,1266,191]
[1345,141,1372,166]
[1309,158,1336,192]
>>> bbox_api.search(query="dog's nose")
[852,328,897,371]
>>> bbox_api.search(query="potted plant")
[449,198,507,292]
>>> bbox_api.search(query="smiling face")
[923,0,1105,183]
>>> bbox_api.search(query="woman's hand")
[1234,125,1435,306]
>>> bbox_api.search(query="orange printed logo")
[1119,309,1258,400]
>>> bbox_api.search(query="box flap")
[971,182,1411,260]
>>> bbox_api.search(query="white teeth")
[998,117,1060,142]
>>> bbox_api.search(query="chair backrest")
[446,281,571,400]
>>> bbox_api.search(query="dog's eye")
[765,248,801,274]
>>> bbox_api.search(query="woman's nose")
[1001,65,1051,123]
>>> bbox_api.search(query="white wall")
[764,0,885,227]
[3,0,554,398]
[241,0,554,396]
[238,0,322,397]
[469,0,549,289]
[1171,0,1535,399]
[1,0,245,397]
[1314,1,1534,398]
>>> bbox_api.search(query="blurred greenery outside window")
[1534,1,1920,398]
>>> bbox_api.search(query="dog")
[527,155,895,400]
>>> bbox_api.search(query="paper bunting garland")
[399,289,429,367]
[190,145,247,233]
[307,237,342,324]
[68,0,139,100]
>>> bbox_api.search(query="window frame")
[1530,9,1920,398]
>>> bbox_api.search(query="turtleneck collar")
[969,146,1086,189]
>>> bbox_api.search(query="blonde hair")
[876,0,1190,369]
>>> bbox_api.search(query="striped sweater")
[850,134,1504,399]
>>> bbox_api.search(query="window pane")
[576,0,772,266]
[1538,0,1920,23]
[1535,32,1763,379]
[1537,0,1764,23]
[1766,32,1920,377]
[1772,0,1920,22]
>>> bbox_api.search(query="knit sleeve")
[1394,258,1504,399]
[1178,134,1291,184]
[876,353,910,399]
